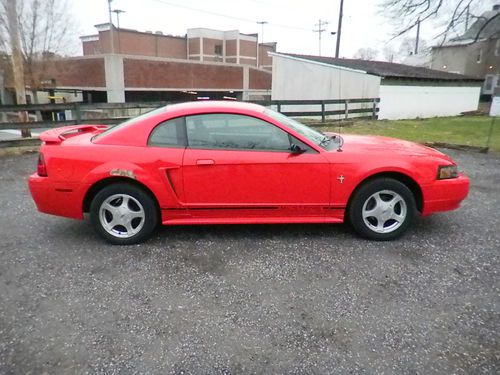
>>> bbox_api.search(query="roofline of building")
[269,52,372,75]
[380,75,483,82]
[272,52,484,82]
[431,37,492,48]
[91,22,187,40]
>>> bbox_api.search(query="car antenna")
[336,62,343,152]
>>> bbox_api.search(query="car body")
[29,101,469,244]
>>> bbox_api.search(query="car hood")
[327,133,450,159]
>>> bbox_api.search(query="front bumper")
[421,174,469,216]
[28,173,86,220]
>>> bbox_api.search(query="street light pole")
[257,21,268,44]
[112,9,125,53]
[107,0,114,54]
[331,31,337,57]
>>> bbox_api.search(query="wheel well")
[347,172,423,213]
[83,177,160,214]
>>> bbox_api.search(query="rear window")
[93,106,167,140]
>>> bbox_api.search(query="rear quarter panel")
[43,136,185,214]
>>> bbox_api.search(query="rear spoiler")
[39,125,108,144]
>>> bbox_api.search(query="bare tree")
[0,0,77,101]
[380,0,497,42]
[354,47,379,60]
[398,37,429,56]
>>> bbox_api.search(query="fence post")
[321,101,325,123]
[372,99,378,120]
[74,102,82,124]
[277,103,281,113]
[344,100,349,120]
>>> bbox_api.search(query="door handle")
[196,159,215,166]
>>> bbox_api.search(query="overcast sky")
[70,0,495,59]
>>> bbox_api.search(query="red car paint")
[28,101,469,229]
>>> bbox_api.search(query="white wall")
[272,54,380,100]
[271,54,380,119]
[379,85,481,120]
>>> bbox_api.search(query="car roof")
[164,100,266,115]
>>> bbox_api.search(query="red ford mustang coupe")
[29,101,469,245]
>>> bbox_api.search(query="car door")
[181,113,331,216]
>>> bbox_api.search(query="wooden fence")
[0,98,379,146]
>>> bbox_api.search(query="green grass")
[315,116,500,153]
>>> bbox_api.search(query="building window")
[476,49,482,63]
[496,40,500,56]
[214,44,222,56]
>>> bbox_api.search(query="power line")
[148,0,312,32]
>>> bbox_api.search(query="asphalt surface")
[0,150,499,374]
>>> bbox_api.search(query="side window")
[148,117,186,147]
[185,114,292,151]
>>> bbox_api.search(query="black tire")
[90,183,158,245]
[348,178,417,241]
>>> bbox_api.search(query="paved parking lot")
[0,150,499,374]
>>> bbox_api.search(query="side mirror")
[290,143,306,154]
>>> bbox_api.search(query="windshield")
[93,106,168,139]
[264,108,335,150]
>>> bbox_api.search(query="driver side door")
[181,113,331,216]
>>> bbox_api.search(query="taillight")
[37,153,48,177]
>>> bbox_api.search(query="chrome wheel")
[362,190,407,234]
[99,194,145,238]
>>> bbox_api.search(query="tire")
[348,178,417,241]
[90,183,158,245]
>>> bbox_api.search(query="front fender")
[331,157,430,206]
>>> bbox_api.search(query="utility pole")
[257,21,268,44]
[335,0,344,58]
[6,0,30,137]
[112,9,125,53]
[465,5,470,32]
[108,0,114,54]
[314,19,329,56]
[415,18,421,55]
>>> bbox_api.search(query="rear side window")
[148,117,186,147]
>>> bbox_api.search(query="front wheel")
[90,183,158,245]
[348,178,417,241]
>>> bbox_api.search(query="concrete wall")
[379,84,481,120]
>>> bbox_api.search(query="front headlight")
[437,165,458,180]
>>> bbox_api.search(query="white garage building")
[271,53,483,120]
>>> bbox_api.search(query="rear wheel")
[348,178,417,240]
[90,183,158,245]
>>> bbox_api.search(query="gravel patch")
[0,150,499,374]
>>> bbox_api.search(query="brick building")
[82,24,275,70]
[0,24,275,105]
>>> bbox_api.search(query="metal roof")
[280,53,482,81]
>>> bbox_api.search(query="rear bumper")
[28,174,85,219]
[421,174,469,216]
